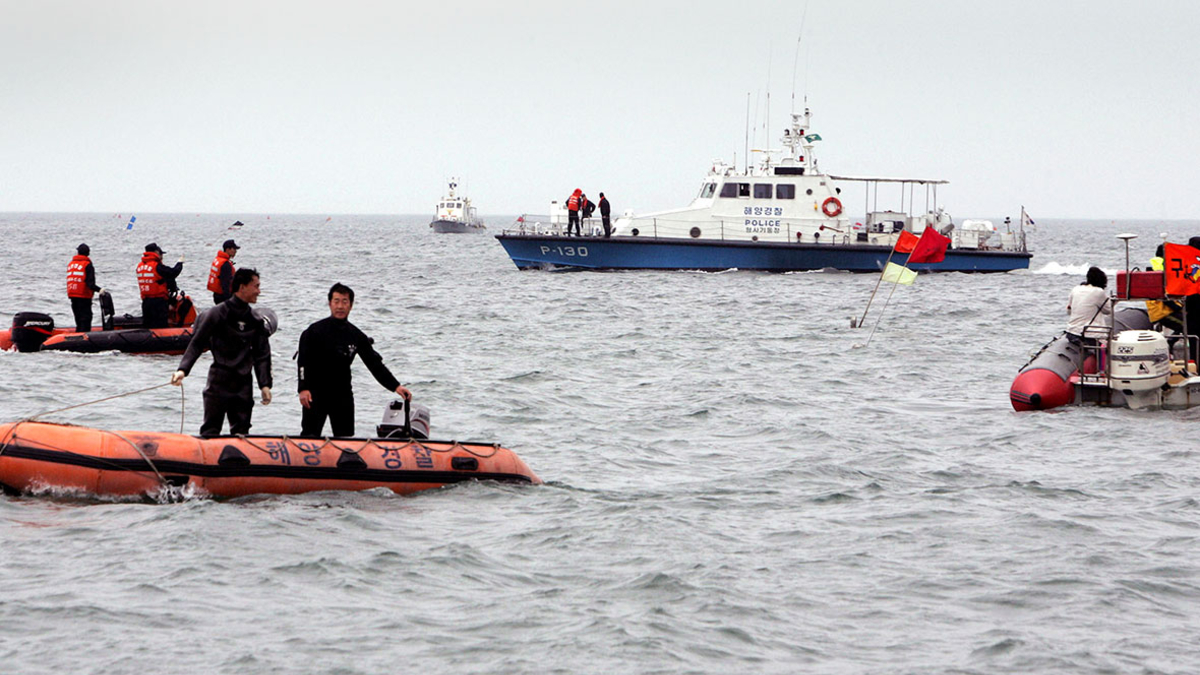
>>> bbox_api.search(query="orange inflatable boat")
[0,421,541,500]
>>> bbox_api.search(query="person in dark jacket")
[580,193,594,233]
[171,268,273,436]
[207,239,239,304]
[598,193,612,237]
[67,243,105,332]
[137,243,183,329]
[297,283,411,437]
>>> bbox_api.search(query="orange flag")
[894,230,920,253]
[1163,243,1200,295]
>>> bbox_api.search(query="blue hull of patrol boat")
[494,235,1031,272]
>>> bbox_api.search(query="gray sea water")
[1,213,1198,674]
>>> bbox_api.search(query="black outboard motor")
[376,398,431,439]
[99,290,115,331]
[11,312,54,352]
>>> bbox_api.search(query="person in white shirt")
[1067,266,1112,339]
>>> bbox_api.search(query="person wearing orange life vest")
[207,239,239,304]
[67,243,104,332]
[136,243,183,329]
[565,188,582,236]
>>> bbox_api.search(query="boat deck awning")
[827,175,949,185]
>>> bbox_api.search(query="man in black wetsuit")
[171,268,273,436]
[297,282,411,437]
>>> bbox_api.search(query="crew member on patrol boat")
[598,192,612,238]
[67,243,104,332]
[566,188,582,236]
[207,239,239,304]
[297,283,411,437]
[171,268,273,437]
[136,243,183,329]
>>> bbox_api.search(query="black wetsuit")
[297,316,400,437]
[176,296,273,436]
[142,261,183,329]
[71,263,101,332]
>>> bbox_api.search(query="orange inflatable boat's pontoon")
[0,421,541,500]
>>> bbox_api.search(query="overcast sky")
[1,0,1196,219]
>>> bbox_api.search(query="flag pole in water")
[855,247,898,328]
[865,265,916,347]
[126,215,136,230]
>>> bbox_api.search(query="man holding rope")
[171,268,273,436]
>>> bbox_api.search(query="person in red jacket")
[207,239,239,304]
[565,188,582,236]
[67,243,104,332]
[136,243,183,329]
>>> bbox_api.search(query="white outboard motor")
[1109,330,1170,409]
[376,398,431,439]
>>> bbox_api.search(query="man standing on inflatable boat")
[137,243,183,329]
[296,283,411,437]
[207,239,239,305]
[171,268,274,436]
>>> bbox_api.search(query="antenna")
[744,92,750,174]
[790,1,809,113]
[765,49,772,150]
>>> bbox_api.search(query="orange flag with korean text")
[1163,243,1200,295]
[906,226,952,264]
[894,230,920,253]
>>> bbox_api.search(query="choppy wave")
[2,214,1199,673]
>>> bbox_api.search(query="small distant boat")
[430,178,486,233]
[496,107,1032,272]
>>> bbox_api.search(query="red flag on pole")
[894,230,919,253]
[907,226,951,264]
[1163,243,1200,295]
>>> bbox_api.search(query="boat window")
[776,184,795,199]
[456,202,463,208]
[719,183,738,198]
[754,184,772,199]
[738,183,750,198]
[699,183,716,199]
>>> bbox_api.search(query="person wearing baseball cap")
[207,239,240,304]
[136,243,184,328]
[67,243,105,332]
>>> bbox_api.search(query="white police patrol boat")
[496,107,1032,271]
[430,178,485,233]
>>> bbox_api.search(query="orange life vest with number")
[207,250,233,293]
[567,195,580,211]
[67,254,93,299]
[136,251,168,299]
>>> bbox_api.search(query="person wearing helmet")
[171,267,274,436]
[296,282,411,437]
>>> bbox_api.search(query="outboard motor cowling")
[1110,330,1170,409]
[376,398,430,439]
[99,290,115,331]
[11,312,54,352]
